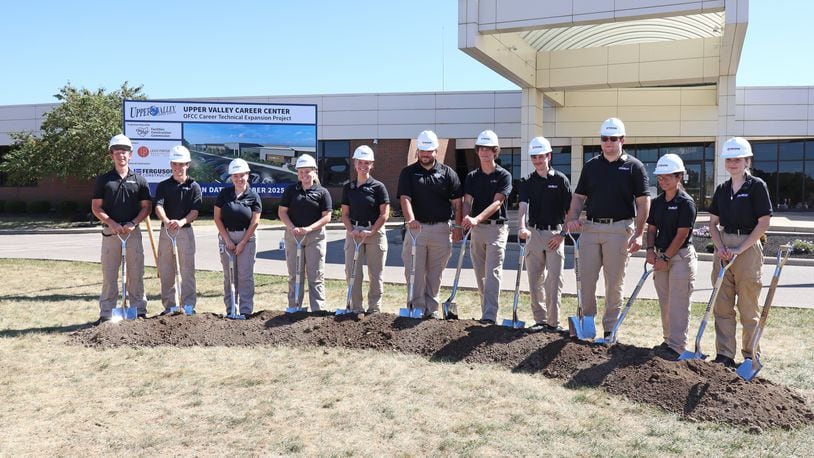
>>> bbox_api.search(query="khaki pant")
[578,219,633,331]
[158,226,197,311]
[526,228,565,327]
[402,222,452,314]
[470,223,509,322]
[285,229,327,311]
[219,230,257,315]
[344,226,388,312]
[713,233,763,359]
[99,226,147,318]
[653,246,697,354]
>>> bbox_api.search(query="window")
[317,140,350,187]
[751,139,814,211]
[496,147,521,208]
[551,146,572,181]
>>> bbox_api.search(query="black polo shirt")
[396,160,462,223]
[464,164,512,221]
[280,182,332,227]
[575,153,649,220]
[647,189,696,250]
[518,169,571,227]
[154,177,202,226]
[709,174,772,231]
[215,186,262,231]
[341,177,389,225]
[92,168,151,224]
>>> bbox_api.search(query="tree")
[0,82,146,184]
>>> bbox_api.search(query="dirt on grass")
[69,311,814,431]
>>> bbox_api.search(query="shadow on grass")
[0,322,95,337]
[1,293,99,302]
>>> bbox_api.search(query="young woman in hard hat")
[214,158,262,317]
[707,137,772,367]
[645,154,697,359]
[340,145,390,313]
[279,154,332,311]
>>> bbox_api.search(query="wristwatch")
[558,230,567,237]
[658,253,670,262]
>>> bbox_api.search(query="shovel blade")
[112,307,138,321]
[399,307,423,318]
[183,305,195,315]
[677,350,706,361]
[594,335,616,345]
[736,358,762,381]
[285,307,307,314]
[567,315,596,340]
[442,302,458,320]
[500,319,525,329]
[335,308,356,316]
[226,313,245,320]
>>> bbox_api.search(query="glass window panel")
[753,160,778,173]
[667,145,704,161]
[778,161,805,209]
[805,160,814,209]
[318,141,349,186]
[635,145,659,162]
[705,143,714,160]
[779,141,805,160]
[752,142,778,160]
[807,141,814,160]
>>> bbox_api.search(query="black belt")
[483,220,505,225]
[530,223,562,231]
[351,219,374,227]
[724,227,754,234]
[226,228,248,232]
[588,217,628,224]
[418,220,449,224]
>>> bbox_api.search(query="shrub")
[56,201,79,217]
[692,225,710,238]
[5,200,27,213]
[199,199,214,215]
[27,200,52,213]
[0,200,5,212]
[705,241,715,253]
[790,239,814,254]
[331,208,342,221]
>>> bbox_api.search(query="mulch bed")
[70,311,814,431]
[692,233,814,259]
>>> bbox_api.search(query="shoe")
[365,309,379,315]
[544,324,568,334]
[93,316,111,326]
[712,354,736,368]
[424,311,439,319]
[478,318,496,325]
[528,322,546,332]
[137,313,147,319]
[159,309,173,316]
[653,343,679,360]
[604,331,612,339]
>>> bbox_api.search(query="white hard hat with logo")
[475,130,499,147]
[296,154,317,169]
[417,130,439,151]
[528,136,552,155]
[599,118,626,137]
[109,134,132,150]
[228,158,250,175]
[654,154,686,175]
[169,145,191,163]
[720,137,753,158]
[352,145,375,161]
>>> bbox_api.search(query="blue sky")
[1,0,811,105]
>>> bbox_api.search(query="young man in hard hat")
[397,130,463,318]
[517,136,572,333]
[91,134,152,324]
[154,145,202,315]
[279,153,332,312]
[645,154,697,359]
[708,137,772,367]
[564,118,650,338]
[462,130,513,324]
[341,145,390,314]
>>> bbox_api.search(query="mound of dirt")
[70,311,814,430]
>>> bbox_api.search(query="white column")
[520,87,544,177]
[716,75,743,186]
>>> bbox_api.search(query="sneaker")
[365,309,379,315]
[137,313,147,319]
[604,331,612,339]
[424,311,439,319]
[712,354,736,368]
[159,310,173,316]
[543,324,568,335]
[528,322,547,332]
[478,318,496,325]
[93,316,111,326]
[654,343,679,360]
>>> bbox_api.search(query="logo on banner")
[135,126,150,137]
[130,104,177,119]
[137,146,150,158]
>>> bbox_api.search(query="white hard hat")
[599,118,626,137]
[416,130,439,151]
[169,145,191,163]
[654,154,686,175]
[475,130,499,147]
[295,154,317,169]
[108,134,132,150]
[721,137,753,158]
[528,136,552,155]
[228,158,250,175]
[352,145,375,161]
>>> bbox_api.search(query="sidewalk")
[1,224,812,309]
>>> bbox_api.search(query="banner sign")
[123,100,317,198]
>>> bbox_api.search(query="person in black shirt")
[154,145,202,315]
[279,154,332,312]
[518,137,571,332]
[462,130,512,324]
[91,134,152,323]
[214,158,261,317]
[341,145,390,313]
[708,137,772,367]
[645,154,697,359]
[564,118,650,337]
[397,130,463,318]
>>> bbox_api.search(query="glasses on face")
[600,136,621,143]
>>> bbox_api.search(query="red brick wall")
[0,176,92,204]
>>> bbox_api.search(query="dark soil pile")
[70,311,814,430]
